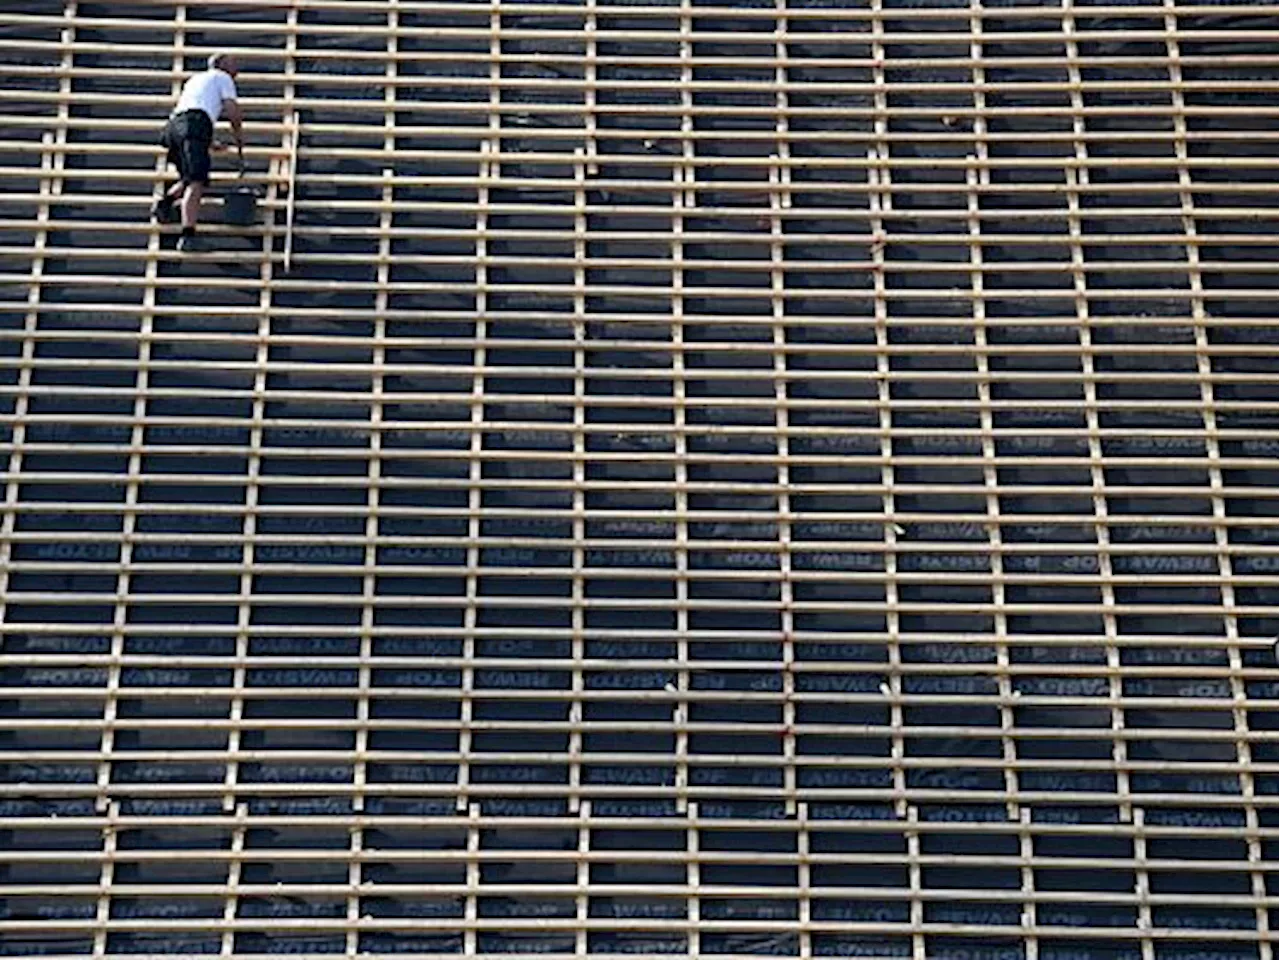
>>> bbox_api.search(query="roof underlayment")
[0,0,1276,957]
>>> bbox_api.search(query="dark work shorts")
[161,109,214,185]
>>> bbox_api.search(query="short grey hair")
[207,52,234,71]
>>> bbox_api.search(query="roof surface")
[0,0,1276,957]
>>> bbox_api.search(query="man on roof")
[153,52,244,253]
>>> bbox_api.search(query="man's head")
[207,52,239,78]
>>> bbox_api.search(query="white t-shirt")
[173,69,237,123]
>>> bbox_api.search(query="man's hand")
[212,138,230,153]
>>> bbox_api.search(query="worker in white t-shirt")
[154,52,245,252]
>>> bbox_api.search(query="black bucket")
[223,186,257,226]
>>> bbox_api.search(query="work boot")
[152,196,179,224]
[176,232,202,253]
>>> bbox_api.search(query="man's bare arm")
[223,98,244,162]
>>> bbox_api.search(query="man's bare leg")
[177,181,204,251]
[180,181,204,229]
